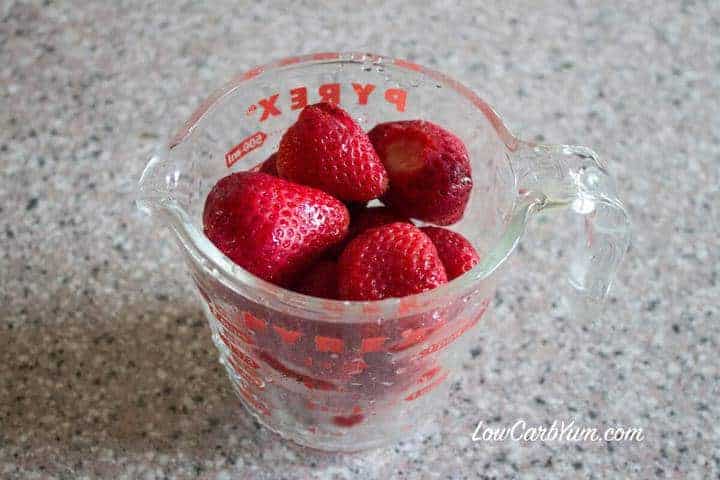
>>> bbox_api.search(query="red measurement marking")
[220,331,259,369]
[332,413,364,427]
[246,104,257,116]
[315,336,344,353]
[236,383,271,416]
[404,370,449,401]
[361,302,382,315]
[243,311,267,332]
[193,280,211,303]
[259,351,337,391]
[218,314,255,345]
[389,326,433,352]
[225,131,266,168]
[416,300,490,359]
[227,354,264,388]
[272,325,302,345]
[341,357,367,376]
[389,319,447,353]
[206,300,219,318]
[360,336,387,353]
[397,295,421,316]
[214,307,256,345]
[417,365,442,384]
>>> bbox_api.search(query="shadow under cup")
[137,53,628,451]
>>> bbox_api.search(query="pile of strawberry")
[203,102,480,301]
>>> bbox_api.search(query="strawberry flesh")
[368,120,472,225]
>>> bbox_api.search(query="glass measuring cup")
[137,52,630,451]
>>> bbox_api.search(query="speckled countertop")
[1,1,718,478]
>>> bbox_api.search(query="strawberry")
[420,226,480,280]
[337,223,448,301]
[326,205,412,259]
[203,172,349,287]
[291,259,338,299]
[368,120,472,225]
[255,152,278,176]
[277,102,389,202]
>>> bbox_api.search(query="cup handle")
[510,141,631,301]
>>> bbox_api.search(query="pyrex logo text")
[247,83,408,121]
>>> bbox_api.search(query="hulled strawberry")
[277,102,389,202]
[368,120,472,225]
[420,226,480,280]
[203,172,349,286]
[338,223,447,301]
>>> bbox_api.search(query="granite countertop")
[1,1,718,478]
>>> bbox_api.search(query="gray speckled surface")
[1,1,718,478]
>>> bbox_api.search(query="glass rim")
[159,51,525,321]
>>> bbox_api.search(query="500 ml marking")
[247,82,408,121]
[226,82,409,168]
[225,131,266,167]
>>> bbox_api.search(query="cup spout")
[137,146,177,216]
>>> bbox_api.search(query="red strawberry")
[420,227,480,280]
[291,259,338,299]
[254,152,278,176]
[203,172,349,286]
[338,223,447,301]
[368,120,472,225]
[326,206,412,259]
[277,102,389,202]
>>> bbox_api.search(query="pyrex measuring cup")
[138,52,630,451]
